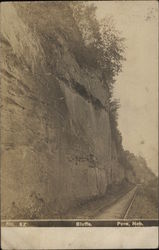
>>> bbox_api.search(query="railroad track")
[122,185,139,219]
[96,185,139,219]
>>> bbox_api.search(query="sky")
[95,1,158,175]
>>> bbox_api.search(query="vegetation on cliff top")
[69,1,125,151]
[69,2,126,90]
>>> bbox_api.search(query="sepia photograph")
[1,0,158,249]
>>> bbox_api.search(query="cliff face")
[1,3,125,218]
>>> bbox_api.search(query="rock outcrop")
[0,2,152,219]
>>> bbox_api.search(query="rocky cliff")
[0,2,152,219]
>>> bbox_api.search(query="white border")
[1,227,158,249]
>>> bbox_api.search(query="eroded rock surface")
[0,3,142,219]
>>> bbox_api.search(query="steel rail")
[123,186,138,219]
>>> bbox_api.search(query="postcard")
[1,1,158,249]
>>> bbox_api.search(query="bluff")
[0,2,152,219]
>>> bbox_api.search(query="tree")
[98,16,126,89]
[70,2,126,151]
[70,2,125,91]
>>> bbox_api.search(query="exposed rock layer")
[1,3,153,218]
